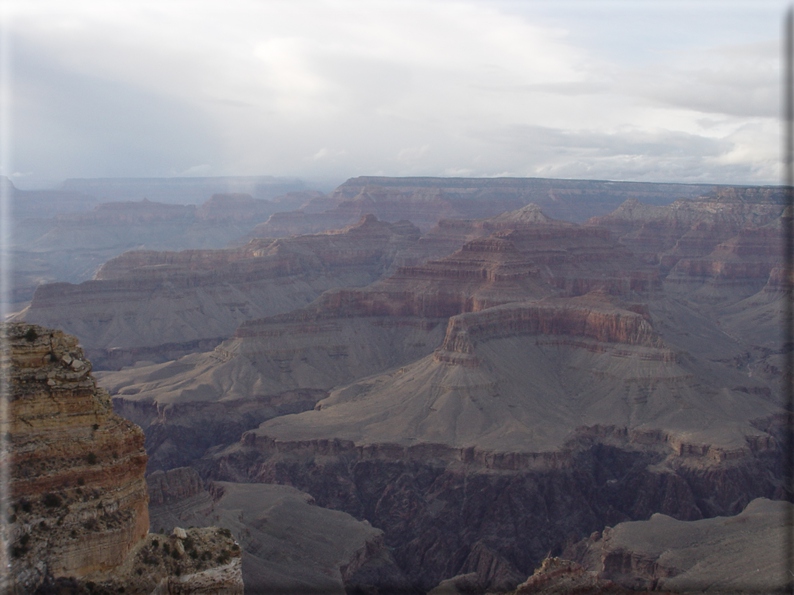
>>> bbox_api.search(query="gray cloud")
[5,1,785,187]
[11,35,223,185]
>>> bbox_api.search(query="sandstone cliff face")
[3,323,244,594]
[4,323,149,590]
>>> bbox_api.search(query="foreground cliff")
[2,323,243,593]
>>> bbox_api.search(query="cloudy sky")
[3,0,788,189]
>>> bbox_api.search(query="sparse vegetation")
[216,550,231,564]
[42,492,62,508]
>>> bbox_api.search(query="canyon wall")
[3,323,243,593]
[18,216,421,369]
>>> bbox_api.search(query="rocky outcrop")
[17,216,421,369]
[4,323,149,591]
[511,557,659,595]
[566,498,793,593]
[148,474,408,594]
[3,323,243,593]
[437,296,665,360]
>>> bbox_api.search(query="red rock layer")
[437,297,665,362]
[4,324,149,589]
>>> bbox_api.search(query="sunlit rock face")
[2,323,244,594]
[3,323,149,591]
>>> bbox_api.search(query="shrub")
[24,328,38,342]
[42,493,62,508]
[86,452,98,465]
[77,477,85,486]
[19,499,32,513]
[151,539,159,549]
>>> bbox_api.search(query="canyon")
[11,176,790,593]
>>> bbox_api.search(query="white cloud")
[5,0,786,186]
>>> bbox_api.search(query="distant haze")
[3,0,787,189]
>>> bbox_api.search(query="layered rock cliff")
[4,323,149,590]
[199,284,780,591]
[249,177,718,239]
[2,323,243,593]
[17,216,421,369]
[91,189,787,592]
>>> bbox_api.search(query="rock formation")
[102,211,661,471]
[102,204,784,591]
[16,216,421,369]
[249,176,718,239]
[2,323,243,593]
[147,467,409,594]
[69,184,788,592]
[564,498,792,593]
